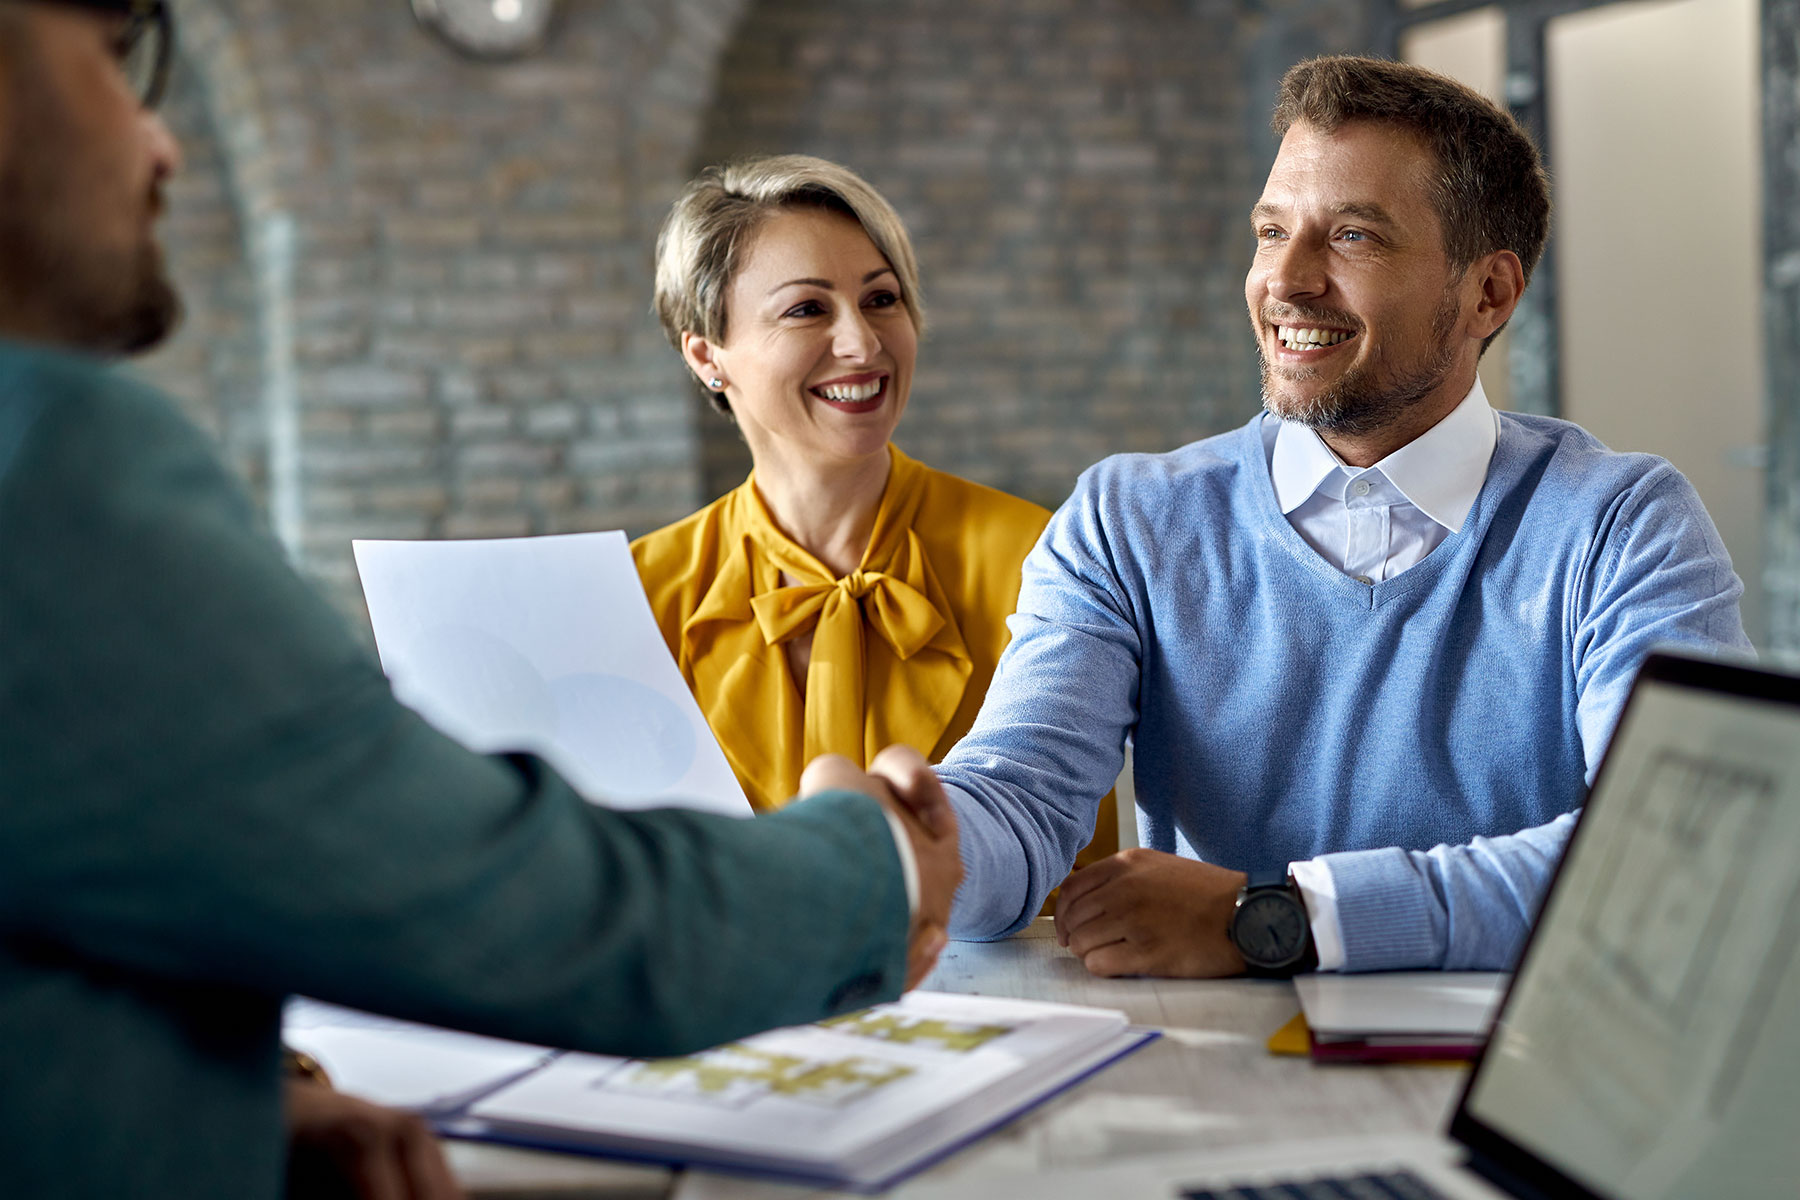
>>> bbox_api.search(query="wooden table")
[452,920,1466,1198]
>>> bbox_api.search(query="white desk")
[452,921,1466,1198]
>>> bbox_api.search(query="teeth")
[1277,326,1352,351]
[817,380,883,402]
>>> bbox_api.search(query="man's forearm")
[943,783,1067,940]
[1316,812,1577,972]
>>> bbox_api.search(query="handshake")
[800,747,963,990]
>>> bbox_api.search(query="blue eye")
[1338,229,1367,242]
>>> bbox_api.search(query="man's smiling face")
[1245,119,1477,440]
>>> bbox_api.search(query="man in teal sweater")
[0,4,960,1197]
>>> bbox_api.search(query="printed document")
[280,991,1152,1191]
[354,531,748,816]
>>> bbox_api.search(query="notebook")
[903,651,1800,1200]
[1291,971,1506,1062]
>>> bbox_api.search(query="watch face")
[1234,891,1307,966]
[411,0,559,60]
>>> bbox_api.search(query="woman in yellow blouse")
[634,155,1114,863]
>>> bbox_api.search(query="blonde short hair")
[653,155,925,413]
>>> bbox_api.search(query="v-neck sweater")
[940,410,1749,970]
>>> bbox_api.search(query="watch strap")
[1244,867,1290,891]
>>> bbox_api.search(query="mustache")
[1261,304,1363,332]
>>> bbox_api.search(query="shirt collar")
[1267,378,1498,533]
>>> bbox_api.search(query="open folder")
[286,991,1155,1192]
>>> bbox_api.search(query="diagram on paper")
[819,1010,1015,1053]
[597,1044,914,1109]
[1575,749,1776,1028]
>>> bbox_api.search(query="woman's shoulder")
[910,459,1051,544]
[631,485,749,615]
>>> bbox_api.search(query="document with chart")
[1466,678,1800,1200]
[450,991,1152,1189]
[353,530,748,816]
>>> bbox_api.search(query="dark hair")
[1273,56,1550,307]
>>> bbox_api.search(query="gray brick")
[456,441,560,475]
[308,366,430,407]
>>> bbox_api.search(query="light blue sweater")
[940,411,1749,970]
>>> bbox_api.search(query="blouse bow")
[678,450,973,808]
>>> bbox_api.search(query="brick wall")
[696,0,1265,504]
[139,0,1370,619]
[134,63,266,508]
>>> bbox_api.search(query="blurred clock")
[411,0,560,61]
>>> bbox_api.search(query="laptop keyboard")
[1182,1167,1451,1200]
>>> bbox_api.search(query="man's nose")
[143,110,184,180]
[1263,237,1327,303]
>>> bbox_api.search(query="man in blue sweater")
[847,56,1749,976]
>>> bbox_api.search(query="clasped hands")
[799,746,962,989]
[799,746,1259,981]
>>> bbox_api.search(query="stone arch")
[140,0,802,614]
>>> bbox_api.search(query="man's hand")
[1054,848,1249,978]
[284,1078,464,1200]
[800,746,962,989]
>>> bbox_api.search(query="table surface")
[451,920,1468,1198]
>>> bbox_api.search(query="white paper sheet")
[284,999,558,1112]
[353,531,749,817]
[1294,971,1507,1038]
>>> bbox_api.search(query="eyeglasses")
[14,0,174,110]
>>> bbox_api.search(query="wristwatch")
[1228,868,1319,977]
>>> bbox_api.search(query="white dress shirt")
[1266,380,1498,969]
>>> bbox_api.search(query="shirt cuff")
[1289,858,1346,971]
[880,807,921,918]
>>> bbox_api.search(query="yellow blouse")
[632,446,1049,813]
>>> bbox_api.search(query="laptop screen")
[1455,654,1800,1199]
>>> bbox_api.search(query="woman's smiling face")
[693,206,917,475]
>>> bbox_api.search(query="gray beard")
[1258,297,1459,438]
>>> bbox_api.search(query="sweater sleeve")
[1319,464,1751,972]
[0,356,910,1057]
[938,467,1141,939]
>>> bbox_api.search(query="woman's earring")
[707,378,725,390]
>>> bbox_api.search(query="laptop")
[899,651,1800,1200]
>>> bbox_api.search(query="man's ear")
[680,331,726,391]
[1467,249,1525,342]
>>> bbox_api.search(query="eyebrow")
[766,267,896,297]
[1250,200,1399,226]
